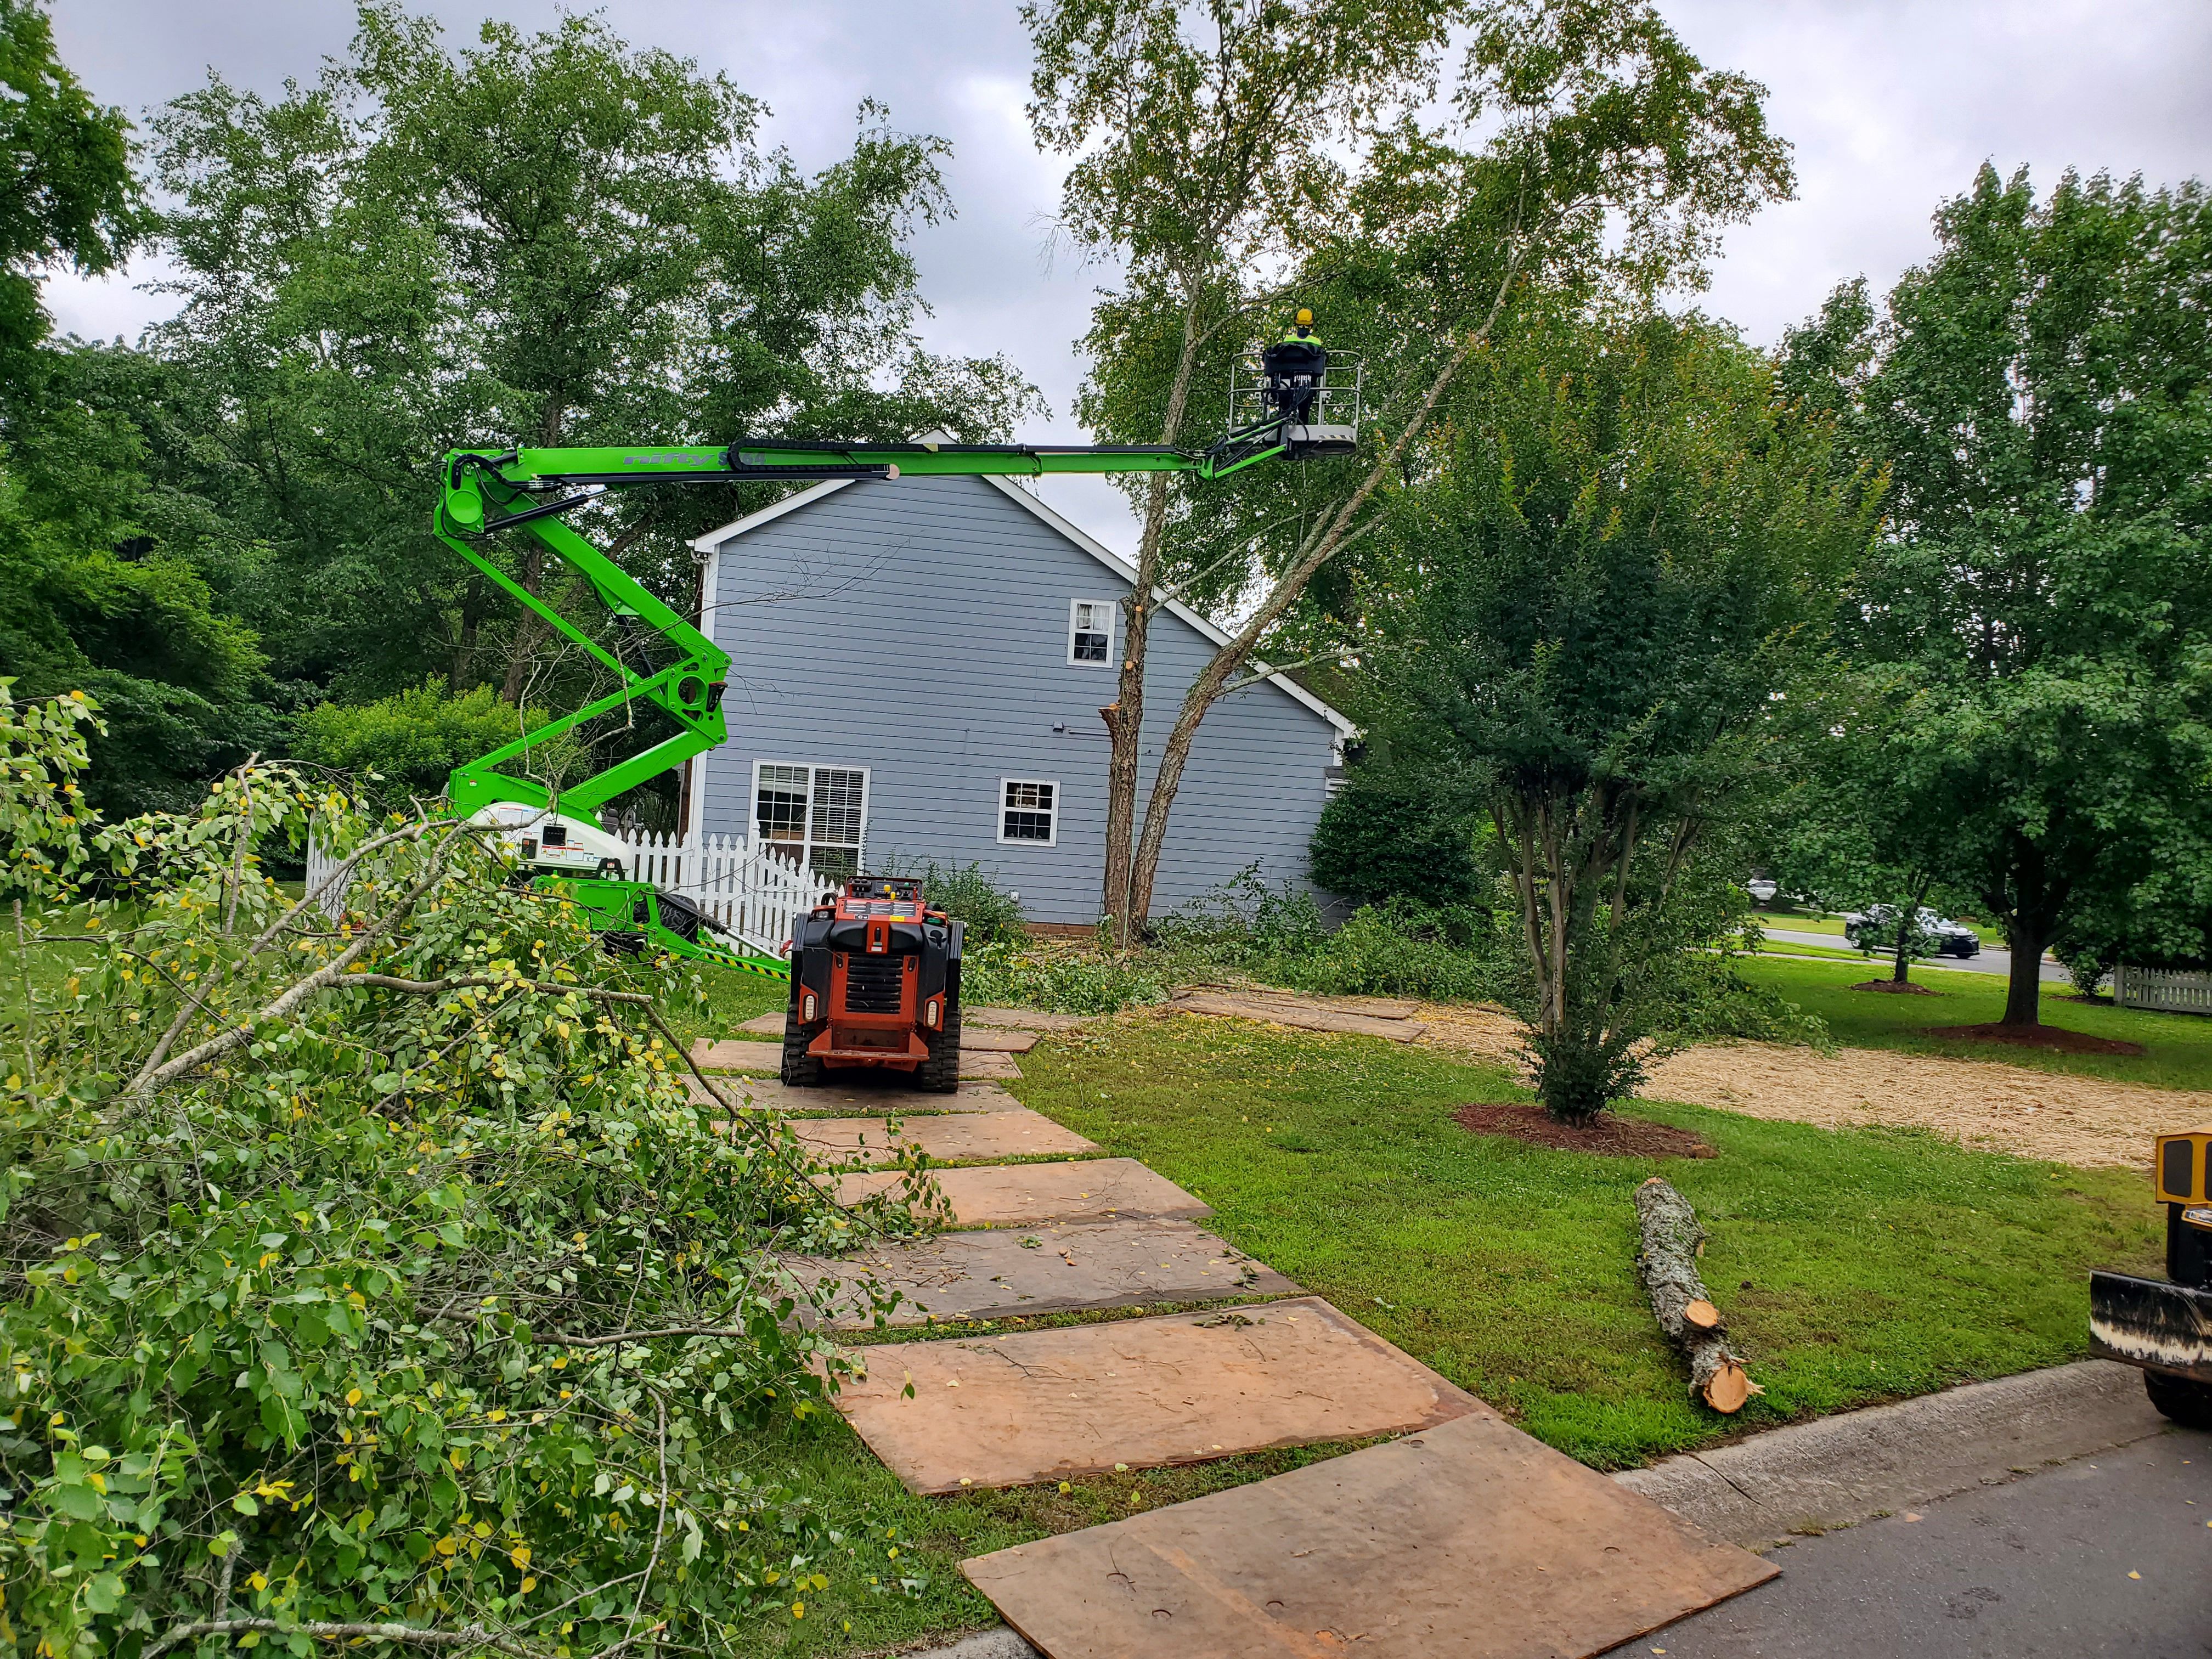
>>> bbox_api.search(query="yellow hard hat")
[1296,308,1313,326]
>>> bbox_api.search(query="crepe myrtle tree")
[1054,0,1795,940]
[1781,167,2212,1027]
[1376,309,1870,1123]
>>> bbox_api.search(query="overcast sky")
[42,0,2212,546]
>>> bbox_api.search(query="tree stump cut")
[1634,1176,1757,1413]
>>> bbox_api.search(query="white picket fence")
[2113,964,2212,1016]
[614,830,826,957]
[305,826,825,957]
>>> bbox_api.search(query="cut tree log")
[1634,1176,1760,1414]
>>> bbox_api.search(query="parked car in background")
[1746,877,1779,905]
[1843,904,1980,957]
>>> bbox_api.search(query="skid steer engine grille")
[843,955,910,1014]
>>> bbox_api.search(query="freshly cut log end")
[1701,1359,1751,1414]
[1633,1176,1757,1413]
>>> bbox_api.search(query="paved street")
[1644,1424,2212,1658]
[1759,926,2070,984]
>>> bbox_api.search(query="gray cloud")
[42,0,2212,547]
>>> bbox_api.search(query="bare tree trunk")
[1634,1177,1755,1414]
[2003,914,2047,1025]
[1892,872,1932,985]
[1101,297,1205,945]
[1123,256,1525,923]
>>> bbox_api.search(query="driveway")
[1760,926,2069,984]
[1643,1423,2212,1657]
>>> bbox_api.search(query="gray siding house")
[684,471,1353,925]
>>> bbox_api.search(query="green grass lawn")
[1006,1014,2162,1472]
[1740,954,2212,1092]
[1752,937,1877,963]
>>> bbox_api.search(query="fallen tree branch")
[131,826,467,1094]
[1634,1176,1760,1413]
[144,1615,546,1658]
[340,973,654,1005]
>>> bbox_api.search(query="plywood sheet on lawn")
[737,1011,787,1036]
[970,1007,1095,1031]
[689,1038,781,1071]
[1170,991,1424,1043]
[831,1159,1207,1227]
[784,1218,1297,1328]
[963,1049,1021,1079]
[839,1297,1476,1494]
[964,1408,1776,1659]
[791,1108,1098,1165]
[687,1075,1013,1115]
[961,1028,1038,1053]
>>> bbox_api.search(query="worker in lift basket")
[1261,308,1327,425]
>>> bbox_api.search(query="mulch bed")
[1850,979,1941,995]
[1924,1023,2146,1057]
[1454,1102,1716,1159]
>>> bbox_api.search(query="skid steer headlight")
[801,992,818,1022]
[924,998,941,1029]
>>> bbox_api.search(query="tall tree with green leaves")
[1785,167,2212,1026]
[1027,0,1456,941]
[0,4,263,814]
[1372,310,1870,1122]
[1045,0,1795,936]
[0,0,142,357]
[149,3,1035,748]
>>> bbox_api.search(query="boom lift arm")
[432,388,1358,975]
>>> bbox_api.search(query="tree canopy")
[1363,307,1870,1118]
[1784,166,2212,1020]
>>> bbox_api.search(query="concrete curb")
[1612,1357,2167,1549]
[911,1360,2166,1655]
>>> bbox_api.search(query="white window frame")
[1066,597,1118,668]
[751,759,871,874]
[996,776,1061,847]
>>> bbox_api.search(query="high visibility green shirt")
[1279,328,1319,346]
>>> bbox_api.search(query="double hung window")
[997,778,1058,845]
[753,761,868,877]
[1068,599,1116,666]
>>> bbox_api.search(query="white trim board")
[684,469,1357,737]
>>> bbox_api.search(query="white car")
[1842,905,1980,958]
[1745,877,1779,905]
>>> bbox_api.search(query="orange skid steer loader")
[781,875,963,1092]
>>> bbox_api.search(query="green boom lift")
[431,348,1361,979]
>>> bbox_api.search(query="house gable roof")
[690,473,1356,736]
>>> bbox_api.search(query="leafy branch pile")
[0,686,929,1657]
